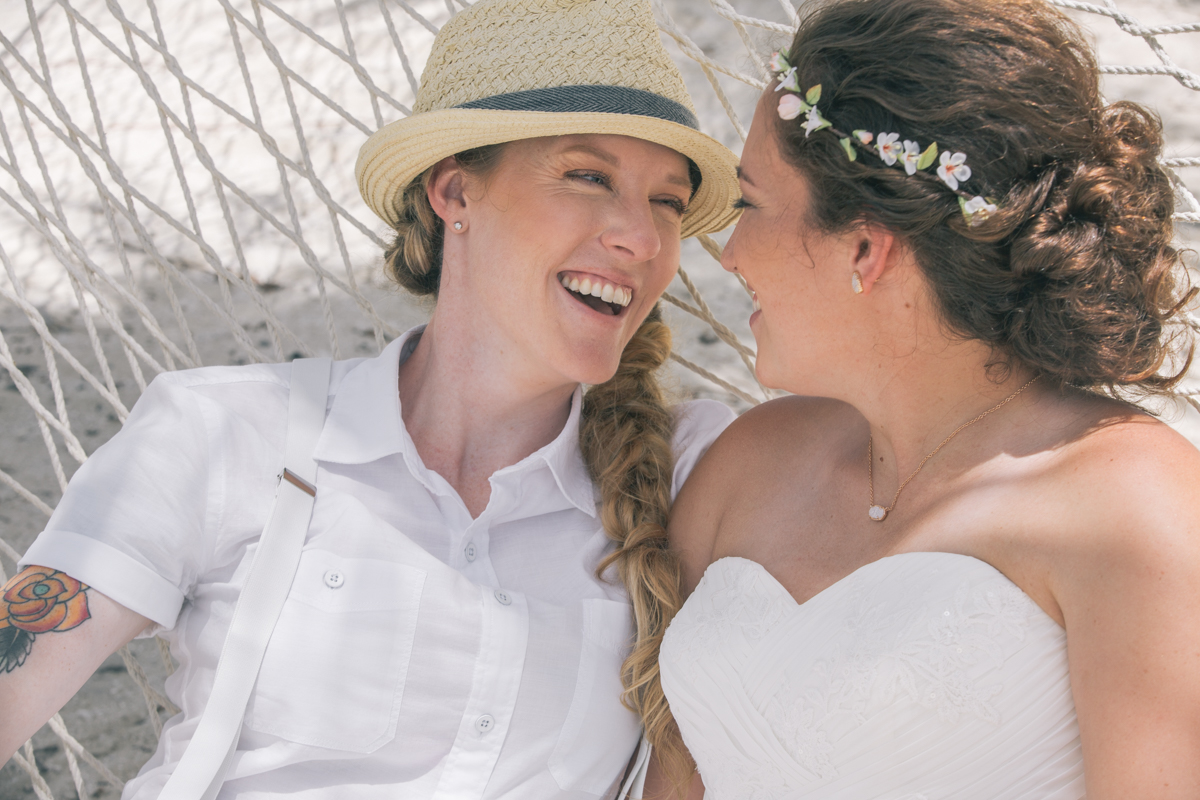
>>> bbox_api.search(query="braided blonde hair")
[382,145,504,296]
[386,152,690,787]
[579,305,693,788]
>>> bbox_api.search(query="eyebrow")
[736,166,757,186]
[561,144,619,166]
[560,144,693,190]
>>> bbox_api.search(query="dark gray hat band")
[454,85,700,130]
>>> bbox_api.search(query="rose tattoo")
[0,566,91,673]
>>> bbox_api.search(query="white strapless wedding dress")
[659,553,1085,799]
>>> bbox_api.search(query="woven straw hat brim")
[355,108,741,240]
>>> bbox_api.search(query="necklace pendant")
[868,505,888,522]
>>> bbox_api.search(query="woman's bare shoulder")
[1021,406,1200,612]
[1053,408,1200,542]
[1024,408,1200,788]
[668,395,852,590]
[687,395,851,497]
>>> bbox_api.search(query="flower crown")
[769,50,998,226]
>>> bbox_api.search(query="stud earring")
[851,271,864,294]
[453,221,464,231]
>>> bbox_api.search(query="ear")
[848,224,899,295]
[426,156,467,225]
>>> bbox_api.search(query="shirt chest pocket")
[549,598,642,795]
[244,549,427,753]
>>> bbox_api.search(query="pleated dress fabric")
[659,553,1085,800]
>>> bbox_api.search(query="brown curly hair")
[775,0,1193,393]
[383,146,687,780]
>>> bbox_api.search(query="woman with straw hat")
[0,1,739,797]
[644,0,1200,797]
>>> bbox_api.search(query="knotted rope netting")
[0,0,1197,796]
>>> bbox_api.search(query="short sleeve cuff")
[20,531,185,630]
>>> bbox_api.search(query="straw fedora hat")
[356,0,740,239]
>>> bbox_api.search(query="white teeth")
[562,274,633,308]
[752,292,761,313]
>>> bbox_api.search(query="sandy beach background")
[1,0,1197,796]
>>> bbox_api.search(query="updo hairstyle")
[777,0,1194,393]
[383,146,685,773]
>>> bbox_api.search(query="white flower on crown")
[938,152,972,190]
[778,94,805,120]
[854,130,874,145]
[775,67,801,93]
[769,51,790,72]
[963,195,998,224]
[901,140,921,175]
[877,133,902,165]
[804,106,830,137]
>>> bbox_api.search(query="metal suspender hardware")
[281,468,317,498]
[159,357,331,800]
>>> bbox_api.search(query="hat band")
[454,85,699,130]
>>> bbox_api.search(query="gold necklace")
[867,376,1039,522]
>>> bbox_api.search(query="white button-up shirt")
[22,326,734,800]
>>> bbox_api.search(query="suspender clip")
[280,468,317,497]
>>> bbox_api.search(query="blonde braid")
[383,169,443,296]
[382,145,505,297]
[579,304,693,789]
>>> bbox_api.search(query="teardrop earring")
[851,271,864,294]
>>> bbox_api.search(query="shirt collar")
[314,325,420,467]
[508,382,596,518]
[314,324,597,518]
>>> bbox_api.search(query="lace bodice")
[659,553,1085,799]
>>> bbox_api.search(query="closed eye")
[656,197,688,216]
[732,196,754,210]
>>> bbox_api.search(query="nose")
[720,223,740,274]
[600,196,663,263]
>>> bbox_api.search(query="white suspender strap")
[160,357,332,800]
[617,736,652,800]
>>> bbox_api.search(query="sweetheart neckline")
[666,552,1083,799]
[702,551,1015,612]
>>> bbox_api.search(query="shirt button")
[464,542,477,562]
[494,589,512,606]
[323,570,345,589]
[475,714,496,735]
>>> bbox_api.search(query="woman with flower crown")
[637,0,1200,798]
[0,1,743,797]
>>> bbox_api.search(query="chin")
[752,345,785,392]
[753,351,811,396]
[754,363,783,393]
[575,356,624,387]
[553,341,624,388]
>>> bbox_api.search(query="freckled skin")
[405,134,695,517]
[438,134,691,389]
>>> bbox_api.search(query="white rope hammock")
[0,0,1196,795]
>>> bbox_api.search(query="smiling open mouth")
[559,273,632,317]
